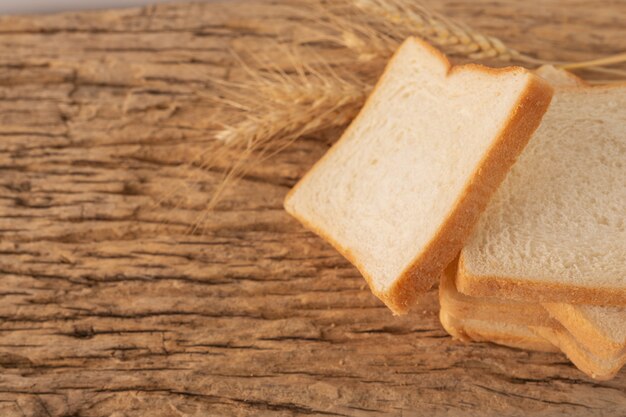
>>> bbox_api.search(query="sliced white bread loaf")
[285,37,553,314]
[458,66,626,305]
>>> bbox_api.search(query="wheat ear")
[194,0,625,216]
[323,0,541,64]
[191,46,368,218]
[558,52,626,77]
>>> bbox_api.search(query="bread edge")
[543,303,625,359]
[440,264,552,327]
[285,36,554,314]
[535,64,589,87]
[440,309,558,353]
[457,254,626,306]
[530,324,626,381]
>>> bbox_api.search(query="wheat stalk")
[185,0,624,221]
[193,0,530,216]
[558,52,626,77]
[184,45,368,224]
[330,0,538,63]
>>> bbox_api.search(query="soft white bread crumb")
[285,37,553,314]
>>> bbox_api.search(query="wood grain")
[0,1,624,416]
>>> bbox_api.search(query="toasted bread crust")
[285,36,554,314]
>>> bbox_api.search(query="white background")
[0,0,191,14]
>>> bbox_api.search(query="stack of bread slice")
[445,66,626,380]
[442,260,626,380]
[284,37,625,379]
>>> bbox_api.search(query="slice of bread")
[455,66,626,360]
[447,262,626,363]
[442,307,625,380]
[441,264,625,379]
[531,324,626,381]
[440,309,557,353]
[534,64,586,87]
[285,37,553,314]
[440,261,550,326]
[533,67,626,361]
[458,66,626,305]
[543,302,626,360]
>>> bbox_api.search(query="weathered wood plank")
[0,1,624,416]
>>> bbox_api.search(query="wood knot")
[71,324,95,339]
[0,352,33,368]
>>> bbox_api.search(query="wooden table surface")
[0,1,624,416]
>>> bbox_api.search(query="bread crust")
[457,253,626,306]
[530,324,626,381]
[450,259,626,363]
[440,310,558,353]
[543,303,626,360]
[285,36,554,315]
[535,64,588,86]
[440,264,551,326]
[441,284,626,379]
